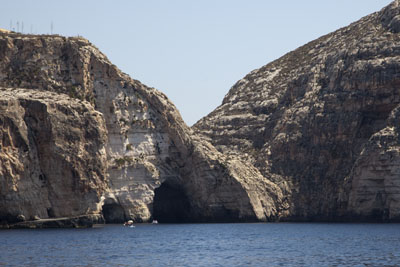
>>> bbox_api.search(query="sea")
[1,223,399,266]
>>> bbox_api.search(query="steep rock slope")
[194,1,400,221]
[0,32,284,223]
[0,88,108,223]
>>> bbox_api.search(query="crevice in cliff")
[102,203,126,223]
[152,182,191,223]
[47,208,55,218]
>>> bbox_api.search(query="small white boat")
[124,220,134,226]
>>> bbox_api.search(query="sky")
[0,0,394,125]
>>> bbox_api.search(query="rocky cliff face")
[0,88,108,223]
[2,1,399,224]
[345,106,400,221]
[194,1,400,222]
[0,31,283,224]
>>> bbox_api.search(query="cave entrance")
[102,203,126,223]
[153,182,191,223]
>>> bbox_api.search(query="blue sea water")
[1,223,400,266]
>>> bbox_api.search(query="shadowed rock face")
[345,106,400,222]
[153,181,191,223]
[194,0,400,222]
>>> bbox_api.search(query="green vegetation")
[67,85,84,100]
[114,156,133,168]
[85,94,96,106]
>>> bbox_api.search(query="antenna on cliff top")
[51,21,53,34]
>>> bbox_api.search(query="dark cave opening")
[102,203,126,223]
[153,182,191,223]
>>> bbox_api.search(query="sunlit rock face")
[0,31,282,224]
[194,0,400,222]
[0,88,108,223]
[2,1,400,224]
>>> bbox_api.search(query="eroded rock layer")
[0,88,108,223]
[2,1,400,224]
[0,31,283,224]
[194,1,400,222]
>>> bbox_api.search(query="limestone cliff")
[345,106,400,221]
[2,1,400,224]
[0,31,283,224]
[0,88,108,223]
[194,1,400,222]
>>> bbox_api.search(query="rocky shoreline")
[0,215,103,229]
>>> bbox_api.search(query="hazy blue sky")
[0,1,393,125]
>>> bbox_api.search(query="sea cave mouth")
[152,182,191,223]
[102,203,126,223]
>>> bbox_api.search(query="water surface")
[1,223,400,266]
